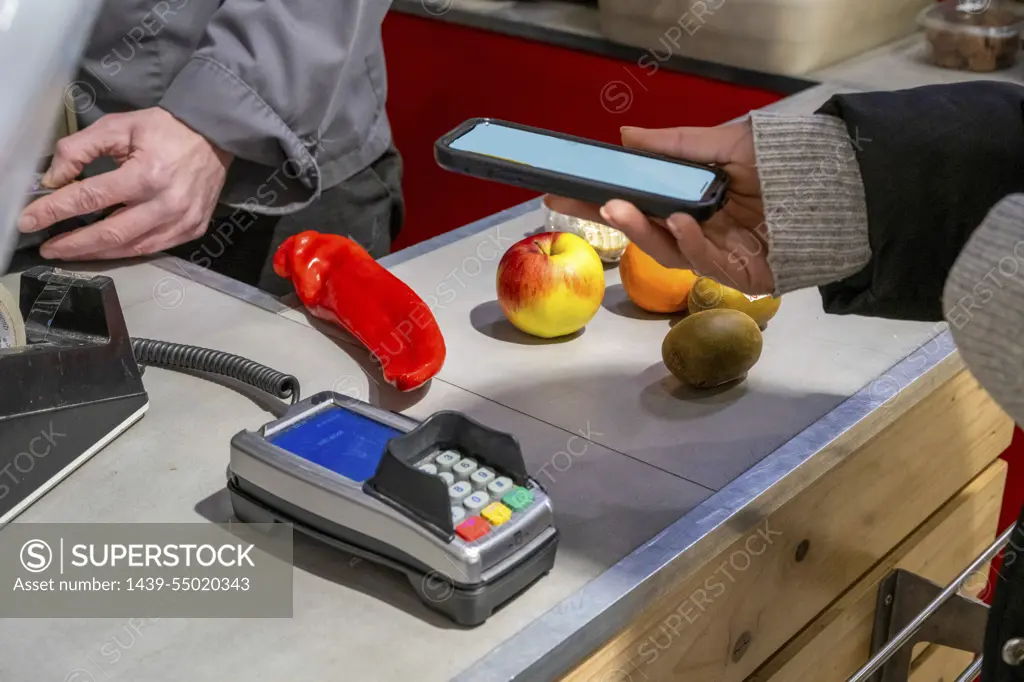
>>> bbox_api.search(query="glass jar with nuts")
[544,207,630,263]
[919,0,1023,72]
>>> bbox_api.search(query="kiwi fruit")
[662,309,763,388]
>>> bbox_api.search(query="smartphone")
[435,118,729,221]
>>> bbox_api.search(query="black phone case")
[434,118,729,221]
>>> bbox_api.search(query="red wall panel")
[382,13,784,249]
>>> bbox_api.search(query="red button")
[455,516,490,542]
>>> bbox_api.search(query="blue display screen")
[449,121,716,201]
[268,406,402,483]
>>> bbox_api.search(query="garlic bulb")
[544,209,629,263]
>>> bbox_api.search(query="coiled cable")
[130,338,301,404]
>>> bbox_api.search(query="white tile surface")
[388,208,941,489]
[812,33,1024,91]
[1,269,710,682]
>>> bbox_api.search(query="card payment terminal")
[226,392,558,626]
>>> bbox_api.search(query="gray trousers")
[167,145,405,298]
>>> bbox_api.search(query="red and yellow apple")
[496,232,605,338]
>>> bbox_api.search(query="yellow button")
[481,502,512,527]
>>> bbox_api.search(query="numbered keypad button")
[448,481,472,504]
[452,458,478,481]
[417,463,437,475]
[434,450,461,472]
[469,467,496,490]
[451,506,466,524]
[463,490,490,513]
[438,471,455,486]
[487,476,514,497]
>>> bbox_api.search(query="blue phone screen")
[449,121,716,202]
[268,406,401,483]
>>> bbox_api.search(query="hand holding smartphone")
[434,118,729,221]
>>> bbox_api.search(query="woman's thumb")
[620,125,735,164]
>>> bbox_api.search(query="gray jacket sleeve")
[750,111,1024,427]
[942,195,1024,424]
[157,0,385,215]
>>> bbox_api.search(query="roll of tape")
[0,282,26,349]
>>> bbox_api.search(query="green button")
[502,487,533,512]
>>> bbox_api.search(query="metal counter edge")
[454,328,957,682]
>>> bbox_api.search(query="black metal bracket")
[867,568,989,682]
[0,267,149,522]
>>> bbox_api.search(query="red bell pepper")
[274,231,446,391]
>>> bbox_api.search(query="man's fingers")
[42,117,130,188]
[664,212,759,292]
[76,206,213,260]
[601,200,688,269]
[69,229,182,261]
[545,195,689,268]
[39,202,162,260]
[664,212,723,277]
[542,195,606,225]
[19,165,147,233]
[600,200,648,235]
[620,125,740,165]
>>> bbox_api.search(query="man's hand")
[18,107,233,260]
[545,120,775,296]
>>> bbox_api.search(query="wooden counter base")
[563,357,1013,682]
[751,458,1006,681]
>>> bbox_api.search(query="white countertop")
[0,258,711,682]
